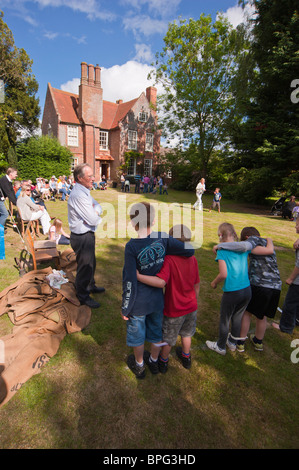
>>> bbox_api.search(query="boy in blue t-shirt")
[209,188,222,213]
[121,202,194,378]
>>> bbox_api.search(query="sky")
[0,0,255,122]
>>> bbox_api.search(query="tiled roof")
[51,86,80,124]
[50,85,138,130]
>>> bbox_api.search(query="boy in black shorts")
[215,226,280,352]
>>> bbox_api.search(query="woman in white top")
[193,178,206,210]
[17,185,52,234]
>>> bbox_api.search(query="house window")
[145,133,154,152]
[67,125,78,147]
[71,157,79,173]
[144,159,152,176]
[127,158,136,176]
[139,111,148,122]
[128,130,137,150]
[99,131,108,150]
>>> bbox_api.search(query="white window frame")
[99,130,109,150]
[139,111,148,122]
[67,125,79,147]
[128,130,137,150]
[127,158,136,176]
[145,133,154,152]
[71,157,79,173]
[144,159,153,177]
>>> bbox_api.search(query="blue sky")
[0,0,254,121]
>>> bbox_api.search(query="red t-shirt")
[157,255,200,317]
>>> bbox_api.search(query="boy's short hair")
[169,224,191,243]
[130,202,155,231]
[240,226,260,241]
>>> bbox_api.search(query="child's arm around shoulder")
[136,271,166,288]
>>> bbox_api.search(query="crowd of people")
[120,173,168,195]
[0,168,72,243]
[0,166,298,381]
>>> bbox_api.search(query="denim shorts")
[162,311,197,346]
[126,311,163,347]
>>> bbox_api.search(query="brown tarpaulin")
[0,250,91,407]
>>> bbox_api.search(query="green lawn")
[0,187,298,449]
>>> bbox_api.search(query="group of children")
[121,202,299,378]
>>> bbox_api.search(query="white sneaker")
[206,340,226,355]
[226,338,236,351]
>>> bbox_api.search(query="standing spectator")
[120,174,125,192]
[134,173,141,193]
[0,167,18,230]
[158,176,163,195]
[193,178,205,210]
[68,163,105,309]
[143,175,150,193]
[272,218,299,334]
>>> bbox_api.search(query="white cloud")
[121,0,182,18]
[123,14,168,37]
[133,43,154,63]
[1,0,116,22]
[60,60,163,104]
[220,2,256,29]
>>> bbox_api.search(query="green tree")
[0,11,40,155]
[149,15,249,179]
[16,136,72,181]
[230,0,299,201]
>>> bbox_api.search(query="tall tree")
[230,0,299,201]
[0,11,40,156]
[149,15,249,179]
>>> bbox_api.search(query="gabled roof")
[50,85,80,124]
[48,84,139,129]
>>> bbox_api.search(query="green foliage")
[229,0,299,202]
[16,135,72,180]
[150,15,249,177]
[0,11,40,153]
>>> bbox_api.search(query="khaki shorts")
[162,311,197,346]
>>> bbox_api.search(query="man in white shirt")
[68,163,105,309]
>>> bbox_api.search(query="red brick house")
[41,62,161,182]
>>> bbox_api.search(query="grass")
[0,188,298,449]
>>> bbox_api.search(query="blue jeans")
[0,200,8,227]
[279,284,299,334]
[126,311,163,347]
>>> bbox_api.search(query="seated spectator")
[282,196,296,220]
[17,185,52,235]
[49,176,58,200]
[48,217,70,245]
